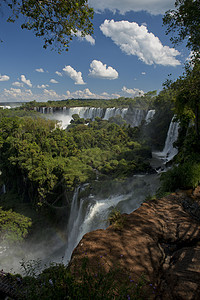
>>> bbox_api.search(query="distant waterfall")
[36,106,156,129]
[145,110,155,124]
[64,174,160,263]
[153,116,179,163]
[125,108,146,127]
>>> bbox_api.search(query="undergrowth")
[5,257,157,299]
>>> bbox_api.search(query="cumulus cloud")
[75,30,95,45]
[43,89,60,98]
[12,81,24,87]
[55,71,62,76]
[0,74,10,81]
[89,0,175,15]
[21,75,32,87]
[63,65,85,85]
[141,72,146,75]
[100,20,181,66]
[122,86,145,97]
[4,88,32,99]
[89,60,118,79]
[65,88,119,99]
[50,79,58,84]
[37,84,49,89]
[36,68,44,73]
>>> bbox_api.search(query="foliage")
[21,92,157,110]
[16,258,155,299]
[0,110,152,207]
[166,59,200,137]
[160,160,200,192]
[140,88,174,150]
[2,0,93,52]
[108,209,126,230]
[0,206,32,244]
[163,0,200,53]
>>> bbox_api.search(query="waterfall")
[2,184,6,194]
[64,173,160,263]
[153,116,179,163]
[64,185,83,263]
[36,106,157,129]
[145,110,155,124]
[127,108,146,127]
[82,107,105,119]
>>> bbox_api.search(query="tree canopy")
[1,0,94,51]
[163,0,200,54]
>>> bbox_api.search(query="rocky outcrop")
[69,190,200,299]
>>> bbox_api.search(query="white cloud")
[63,65,86,85]
[141,72,146,75]
[65,88,119,99]
[75,30,95,45]
[37,84,49,89]
[3,88,32,99]
[12,81,24,87]
[36,68,44,73]
[43,89,60,98]
[55,71,62,76]
[89,60,118,79]
[89,0,175,15]
[50,79,58,84]
[100,20,181,66]
[122,86,145,97]
[0,74,10,81]
[21,75,32,87]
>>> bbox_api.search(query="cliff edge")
[69,188,200,299]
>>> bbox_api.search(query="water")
[64,173,160,263]
[153,116,179,165]
[145,110,155,124]
[37,106,153,129]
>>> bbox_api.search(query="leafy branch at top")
[3,0,94,52]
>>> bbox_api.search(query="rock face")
[69,190,200,299]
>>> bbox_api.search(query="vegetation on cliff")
[0,108,152,209]
[21,91,156,110]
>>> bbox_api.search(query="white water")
[153,116,179,164]
[64,173,160,263]
[130,108,146,127]
[145,110,155,124]
[37,106,153,128]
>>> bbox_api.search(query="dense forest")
[0,0,200,298]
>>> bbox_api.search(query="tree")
[163,0,200,137]
[163,0,200,53]
[1,0,93,52]
[168,59,200,137]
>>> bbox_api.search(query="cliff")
[69,188,200,299]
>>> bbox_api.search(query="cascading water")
[153,116,179,164]
[36,106,152,128]
[145,110,155,124]
[64,173,160,263]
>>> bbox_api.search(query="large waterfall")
[36,106,151,128]
[64,174,160,263]
[153,116,179,164]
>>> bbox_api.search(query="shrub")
[108,209,126,230]
[160,161,200,192]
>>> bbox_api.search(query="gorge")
[0,103,180,272]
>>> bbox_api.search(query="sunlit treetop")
[163,0,200,54]
[2,0,94,52]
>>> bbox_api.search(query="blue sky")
[0,0,189,103]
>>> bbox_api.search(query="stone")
[69,190,200,299]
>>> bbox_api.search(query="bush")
[108,209,126,230]
[17,258,156,299]
[160,161,200,192]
